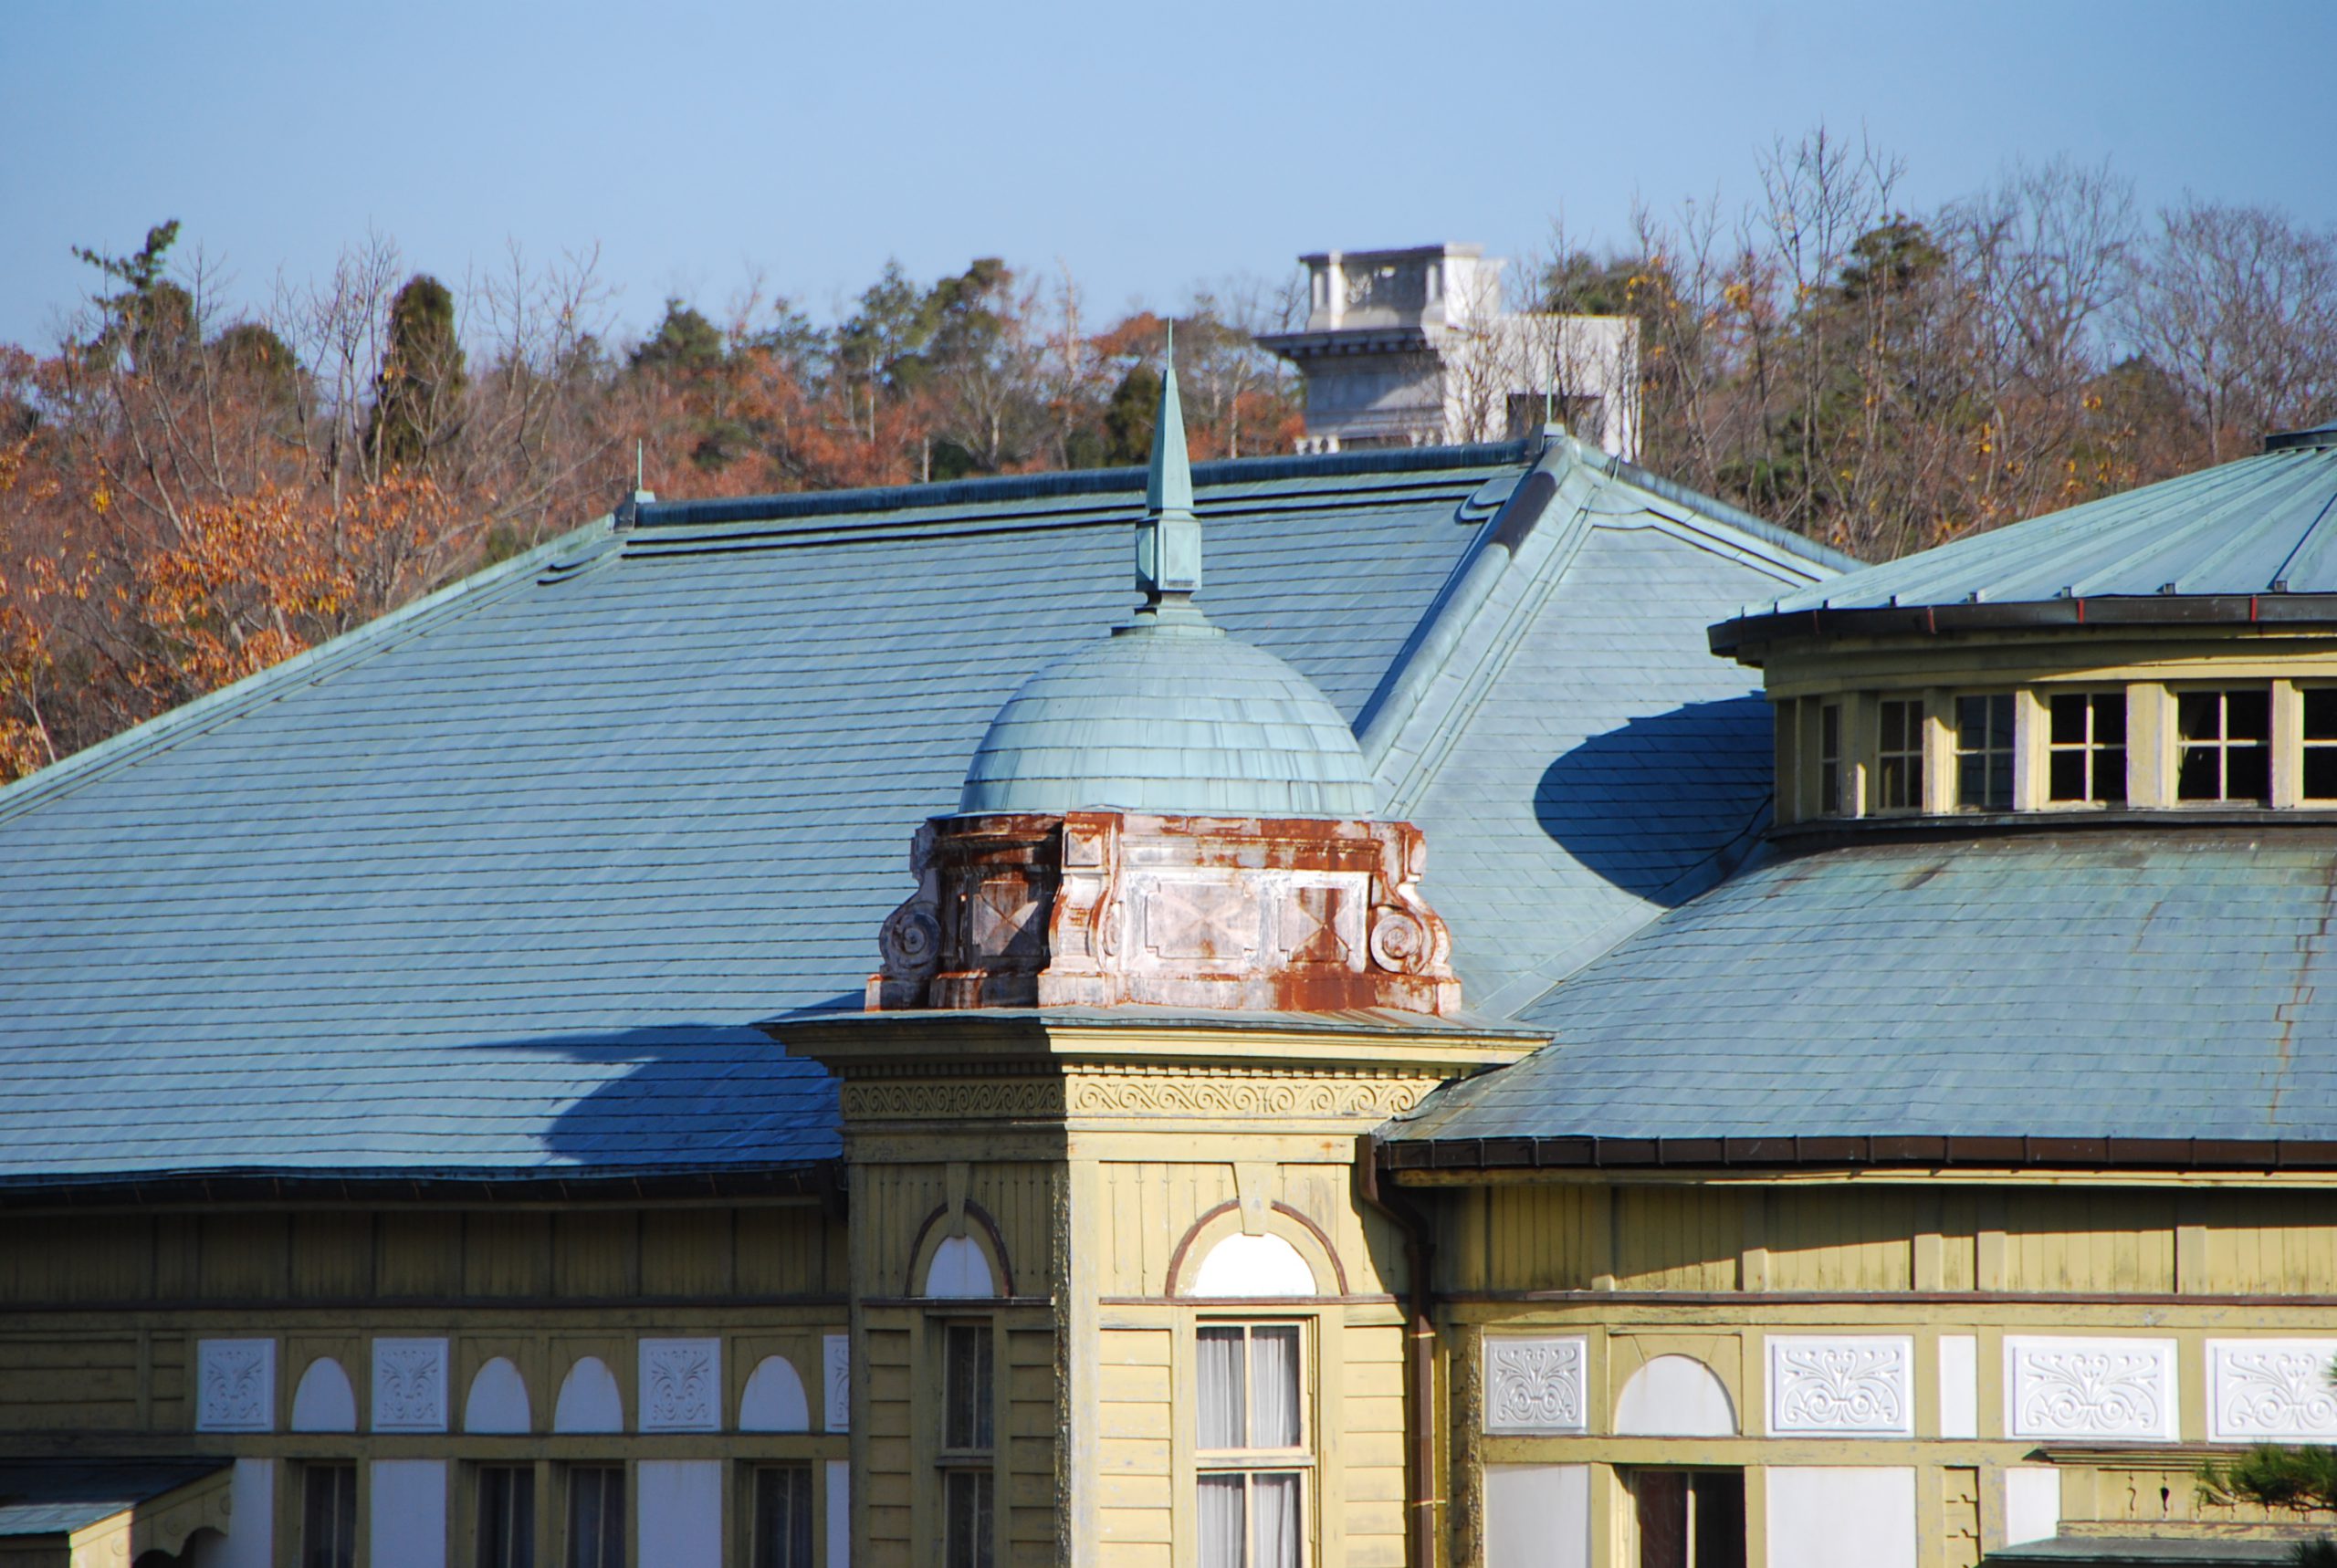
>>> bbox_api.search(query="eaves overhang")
[1378,1133,2337,1181]
[1712,591,2337,660]
[0,1162,837,1213]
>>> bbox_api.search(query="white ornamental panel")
[1767,1335,1914,1437]
[2005,1337,2177,1441]
[823,1334,851,1434]
[1483,1336,1588,1434]
[2209,1341,2337,1441]
[372,1338,450,1433]
[639,1339,722,1433]
[196,1338,276,1432]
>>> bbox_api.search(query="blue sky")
[4,0,2332,350]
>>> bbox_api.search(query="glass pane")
[1252,1473,1302,1568]
[2229,742,2271,803]
[1987,749,2013,810]
[2098,747,2128,804]
[1987,694,2015,748]
[305,1465,356,1568]
[946,1324,993,1451]
[1957,751,1985,809]
[2178,746,2220,800]
[2049,692,2085,744]
[755,1467,814,1568]
[2093,693,2127,745]
[567,1468,622,1568]
[2178,690,2220,742]
[2307,747,2337,800]
[1819,703,1839,758]
[477,1467,536,1568]
[1199,1328,1246,1449]
[2229,689,2271,741]
[945,1470,995,1568]
[1636,1471,1689,1568]
[1907,755,1923,808]
[1200,1475,1247,1568]
[2049,750,2084,802]
[1249,1328,1302,1448]
[1956,695,1988,744]
[2308,689,2337,741]
[1689,1471,1747,1568]
[1819,759,1841,815]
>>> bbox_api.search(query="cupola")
[1713,421,2337,827]
[868,339,1460,1015]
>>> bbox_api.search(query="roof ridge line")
[0,517,616,828]
[631,441,1539,531]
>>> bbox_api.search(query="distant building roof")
[1389,826,2337,1157]
[0,437,1834,1188]
[1716,429,2337,652]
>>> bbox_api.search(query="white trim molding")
[639,1338,722,1433]
[2005,1336,2177,1441]
[196,1338,276,1432]
[2209,1340,2337,1442]
[1484,1336,1588,1435]
[372,1338,450,1433]
[1767,1335,1914,1437]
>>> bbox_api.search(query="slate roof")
[1753,431,2337,613]
[1390,826,2337,1148]
[0,438,1835,1186]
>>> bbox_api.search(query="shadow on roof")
[1533,695,1774,904]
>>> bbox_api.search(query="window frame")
[1623,1466,1747,1568]
[2044,688,2130,808]
[2301,684,2337,802]
[473,1461,540,1568]
[1817,700,1844,816]
[299,1459,360,1568]
[934,1316,999,1568]
[1194,1318,1313,1568]
[2174,683,2274,806]
[1952,692,2017,813]
[560,1462,625,1568]
[749,1463,817,1568]
[1873,696,1925,814]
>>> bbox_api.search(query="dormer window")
[2048,692,2127,806]
[1954,695,2016,812]
[2177,688,2271,804]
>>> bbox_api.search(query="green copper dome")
[958,609,1378,818]
[957,333,1378,820]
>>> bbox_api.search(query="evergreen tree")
[1104,365,1160,465]
[368,274,466,472]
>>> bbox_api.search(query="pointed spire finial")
[1136,320,1201,610]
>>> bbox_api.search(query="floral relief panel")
[1766,1335,1914,1437]
[372,1337,449,1433]
[640,1338,722,1433]
[2209,1341,2337,1442]
[2005,1336,2178,1441]
[196,1338,275,1432]
[1483,1335,1588,1435]
[824,1334,851,1434]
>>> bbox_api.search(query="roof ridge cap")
[0,516,614,827]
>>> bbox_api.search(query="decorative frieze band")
[640,1338,722,1433]
[2006,1336,2177,1441]
[372,1337,450,1433]
[1484,1335,1588,1434]
[2209,1340,2337,1442]
[1767,1335,1913,1437]
[196,1338,275,1432]
[839,1070,1436,1123]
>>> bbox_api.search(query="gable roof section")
[1357,439,1839,1014]
[0,439,1839,1188]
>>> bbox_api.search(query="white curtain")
[1252,1474,1301,1568]
[1199,1327,1246,1448]
[1249,1327,1300,1449]
[1199,1475,1246,1568]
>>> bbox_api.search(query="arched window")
[1614,1354,1736,1437]
[739,1355,811,1433]
[289,1356,356,1433]
[1191,1232,1320,1299]
[922,1234,999,1299]
[553,1355,624,1435]
[464,1356,530,1434]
